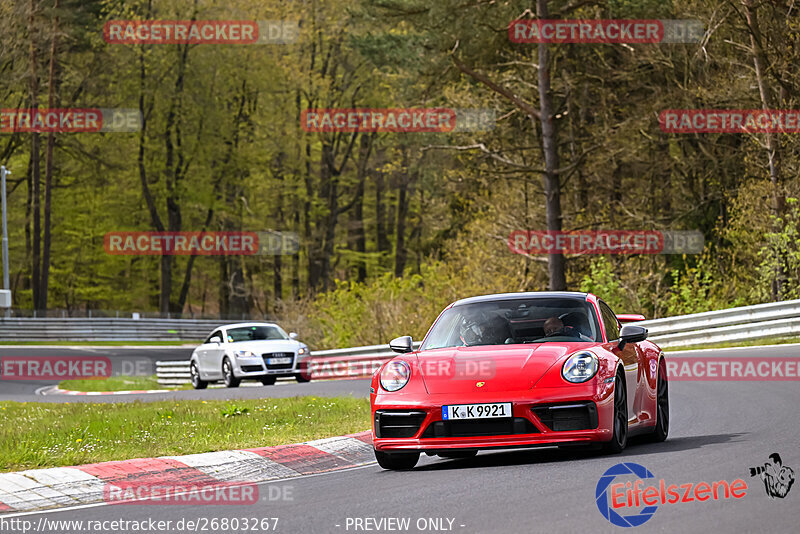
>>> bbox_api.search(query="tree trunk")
[394,148,411,277]
[537,0,566,291]
[292,208,300,299]
[352,134,373,282]
[304,140,320,291]
[40,0,60,312]
[28,0,41,310]
[273,152,287,303]
[375,169,389,255]
[319,143,338,291]
[744,0,785,299]
[24,157,32,292]
[220,178,248,318]
[161,38,191,314]
[136,0,165,313]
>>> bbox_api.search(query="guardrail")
[156,342,423,385]
[639,299,800,347]
[155,300,800,385]
[7,299,800,344]
[0,317,222,341]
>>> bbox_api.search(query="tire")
[260,376,277,386]
[295,374,311,383]
[190,362,208,390]
[602,371,628,454]
[437,451,478,459]
[222,357,240,388]
[648,359,669,442]
[375,450,420,470]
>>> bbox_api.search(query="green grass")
[59,375,191,392]
[0,396,370,472]
[666,335,800,352]
[0,340,199,346]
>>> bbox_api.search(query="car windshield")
[226,325,288,343]
[420,298,601,350]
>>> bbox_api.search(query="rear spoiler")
[617,314,646,323]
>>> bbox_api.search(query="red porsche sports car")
[370,291,668,470]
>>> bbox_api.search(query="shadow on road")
[411,432,749,472]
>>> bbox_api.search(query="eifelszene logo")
[596,463,659,527]
[596,462,748,527]
[749,453,795,499]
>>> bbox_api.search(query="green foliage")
[607,0,675,18]
[755,198,800,301]
[220,404,250,418]
[663,257,737,316]
[3,0,799,345]
[580,257,624,310]
[312,269,441,348]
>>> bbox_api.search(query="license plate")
[267,357,291,365]
[442,402,512,420]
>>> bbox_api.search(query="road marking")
[0,463,377,518]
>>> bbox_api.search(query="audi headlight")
[233,350,257,359]
[562,352,599,383]
[297,346,308,356]
[380,360,411,392]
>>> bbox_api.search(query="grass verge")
[58,375,191,392]
[0,396,370,472]
[665,336,800,352]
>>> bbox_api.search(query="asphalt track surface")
[0,346,368,402]
[1,345,799,532]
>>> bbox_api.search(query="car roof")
[215,322,280,330]
[451,291,592,307]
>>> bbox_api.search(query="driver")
[543,317,564,336]
[459,310,509,346]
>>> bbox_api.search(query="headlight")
[562,352,599,383]
[297,346,308,356]
[233,350,257,359]
[380,360,411,392]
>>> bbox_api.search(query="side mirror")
[209,336,222,344]
[289,332,299,340]
[617,325,647,350]
[389,335,413,354]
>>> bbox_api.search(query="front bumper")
[233,355,309,377]
[372,384,614,452]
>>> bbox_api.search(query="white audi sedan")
[189,322,311,388]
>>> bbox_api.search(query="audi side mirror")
[209,336,222,344]
[289,332,299,340]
